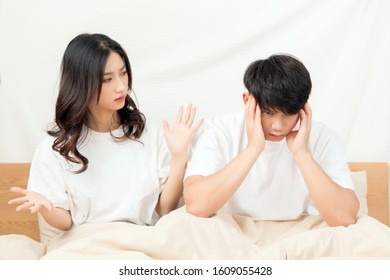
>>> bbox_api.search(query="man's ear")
[242,92,249,104]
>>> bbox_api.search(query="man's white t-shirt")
[28,123,170,226]
[185,111,354,220]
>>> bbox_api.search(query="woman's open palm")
[163,104,203,157]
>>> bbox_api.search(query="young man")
[183,54,359,227]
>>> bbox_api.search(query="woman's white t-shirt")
[28,123,170,226]
[185,111,355,220]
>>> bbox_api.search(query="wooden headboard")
[0,163,39,241]
[348,162,389,226]
[0,162,389,242]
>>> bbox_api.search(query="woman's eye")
[102,78,111,83]
[121,71,127,76]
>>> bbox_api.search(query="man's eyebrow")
[104,64,126,75]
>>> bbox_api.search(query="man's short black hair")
[243,54,311,115]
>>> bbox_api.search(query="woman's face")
[88,52,128,116]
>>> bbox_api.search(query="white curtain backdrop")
[1,1,389,168]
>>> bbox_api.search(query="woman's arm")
[8,186,72,231]
[156,104,203,216]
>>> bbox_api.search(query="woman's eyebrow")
[104,64,126,75]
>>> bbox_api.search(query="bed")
[0,162,389,259]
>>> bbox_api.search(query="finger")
[162,120,170,134]
[16,201,34,212]
[175,106,184,124]
[8,197,28,205]
[30,204,42,214]
[287,130,298,139]
[31,200,52,213]
[255,104,261,124]
[191,118,204,132]
[30,205,39,214]
[10,186,28,195]
[299,108,311,137]
[250,96,257,121]
[299,109,307,126]
[304,102,312,123]
[303,102,311,112]
[186,106,196,127]
[246,96,254,121]
[182,104,192,124]
[245,96,251,121]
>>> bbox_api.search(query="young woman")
[9,33,202,231]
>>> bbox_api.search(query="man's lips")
[268,133,286,139]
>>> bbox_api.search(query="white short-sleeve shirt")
[185,111,354,220]
[28,123,170,226]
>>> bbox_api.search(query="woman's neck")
[88,111,121,132]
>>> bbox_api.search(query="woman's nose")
[115,78,125,92]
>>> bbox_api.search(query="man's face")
[242,92,300,142]
[261,109,299,141]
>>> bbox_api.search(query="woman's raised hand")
[163,104,203,158]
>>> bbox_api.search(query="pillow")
[0,234,46,259]
[350,171,368,216]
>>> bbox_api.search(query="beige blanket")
[2,208,390,259]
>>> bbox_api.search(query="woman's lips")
[114,95,126,102]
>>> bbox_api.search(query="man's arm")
[184,96,265,217]
[294,153,359,226]
[286,103,359,226]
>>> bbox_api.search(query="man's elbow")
[183,190,214,218]
[342,215,358,227]
[185,201,213,218]
[327,191,360,227]
[327,212,358,227]
[337,196,360,226]
[183,176,215,218]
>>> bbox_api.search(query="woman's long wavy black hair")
[48,33,145,173]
